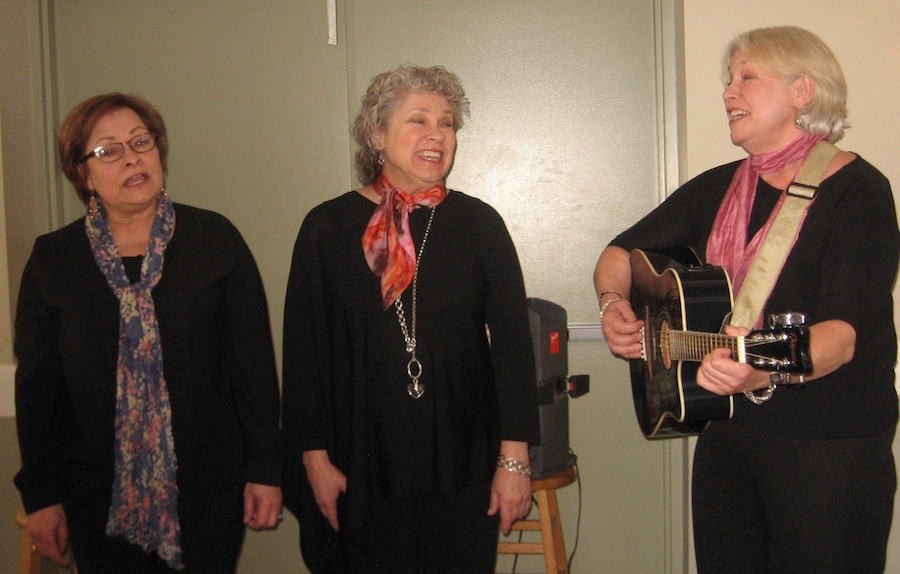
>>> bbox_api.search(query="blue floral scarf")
[85,191,183,569]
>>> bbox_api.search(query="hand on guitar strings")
[601,299,644,360]
[696,325,771,395]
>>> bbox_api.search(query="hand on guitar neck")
[695,324,772,397]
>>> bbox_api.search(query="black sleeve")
[224,224,283,486]
[281,207,335,511]
[476,204,540,444]
[282,209,333,453]
[13,237,68,512]
[805,163,899,352]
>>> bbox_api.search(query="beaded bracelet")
[598,291,623,302]
[598,296,623,329]
[498,455,532,477]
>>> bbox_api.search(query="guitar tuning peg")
[769,311,808,328]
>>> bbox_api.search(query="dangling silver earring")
[377,152,384,166]
[795,117,804,129]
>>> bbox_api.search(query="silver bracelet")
[498,455,532,477]
[598,296,623,329]
[743,384,776,404]
[744,379,778,405]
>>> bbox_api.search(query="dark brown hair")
[58,92,168,204]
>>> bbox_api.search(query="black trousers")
[338,480,500,574]
[692,421,896,574]
[64,487,245,574]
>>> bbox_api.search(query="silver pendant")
[407,381,424,399]
[406,357,424,399]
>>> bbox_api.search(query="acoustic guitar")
[628,248,812,439]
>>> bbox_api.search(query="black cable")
[567,450,582,571]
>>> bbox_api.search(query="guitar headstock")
[744,325,812,373]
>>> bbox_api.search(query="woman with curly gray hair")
[283,65,539,573]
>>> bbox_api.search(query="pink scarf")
[706,133,824,300]
[362,174,448,309]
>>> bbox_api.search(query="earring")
[88,192,99,219]
[377,152,384,167]
[795,117,804,129]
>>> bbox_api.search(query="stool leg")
[20,528,41,574]
[536,488,568,574]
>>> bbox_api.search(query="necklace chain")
[394,206,436,399]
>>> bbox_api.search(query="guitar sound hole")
[659,320,671,370]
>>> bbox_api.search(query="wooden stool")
[15,506,41,574]
[497,464,576,574]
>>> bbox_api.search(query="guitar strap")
[729,140,840,329]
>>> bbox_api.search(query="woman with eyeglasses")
[13,93,283,573]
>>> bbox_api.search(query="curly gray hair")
[353,65,470,185]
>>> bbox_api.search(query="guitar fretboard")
[663,331,744,364]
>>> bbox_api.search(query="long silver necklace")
[394,206,436,399]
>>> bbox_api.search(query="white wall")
[682,2,900,572]
[0,105,14,416]
[0,0,35,419]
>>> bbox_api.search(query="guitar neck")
[665,331,745,364]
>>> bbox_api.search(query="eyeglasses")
[81,132,157,164]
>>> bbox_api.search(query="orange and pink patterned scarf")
[362,174,448,309]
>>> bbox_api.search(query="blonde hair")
[352,65,470,185]
[722,26,848,142]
